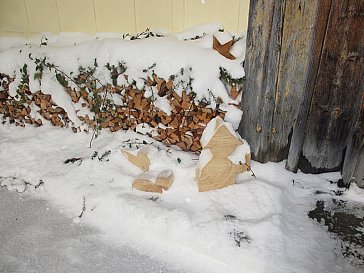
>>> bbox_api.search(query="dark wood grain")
[286,0,332,172]
[300,0,364,172]
[342,91,364,187]
[271,0,321,162]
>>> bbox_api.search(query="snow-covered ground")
[1,123,363,273]
[0,186,179,273]
[1,25,363,273]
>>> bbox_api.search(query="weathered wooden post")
[239,0,364,187]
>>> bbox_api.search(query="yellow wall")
[0,0,249,35]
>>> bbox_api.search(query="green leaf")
[34,72,42,80]
[177,158,181,163]
[56,73,68,88]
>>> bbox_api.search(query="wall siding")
[0,0,249,35]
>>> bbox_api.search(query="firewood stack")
[0,71,228,152]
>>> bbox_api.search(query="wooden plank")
[342,91,364,187]
[238,0,285,162]
[270,0,319,162]
[285,0,332,172]
[299,0,364,172]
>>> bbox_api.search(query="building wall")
[0,0,249,35]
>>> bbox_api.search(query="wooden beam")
[342,91,364,187]
[270,0,320,162]
[299,0,364,172]
[238,0,285,162]
[286,0,332,172]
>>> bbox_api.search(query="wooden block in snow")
[132,169,174,193]
[122,149,150,171]
[196,117,251,192]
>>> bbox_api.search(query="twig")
[245,163,256,178]
[78,196,86,218]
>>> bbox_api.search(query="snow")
[0,187,178,273]
[0,25,245,129]
[200,116,223,148]
[0,176,27,193]
[136,169,173,183]
[230,35,247,59]
[0,123,361,273]
[1,25,362,273]
[228,143,251,165]
[197,148,213,170]
[214,31,233,45]
[343,183,364,203]
[172,23,223,40]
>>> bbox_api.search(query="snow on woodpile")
[0,24,246,152]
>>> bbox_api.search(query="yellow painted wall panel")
[0,0,250,35]
[135,0,172,32]
[56,0,97,32]
[184,0,241,32]
[25,0,60,33]
[94,0,136,33]
[172,0,184,32]
[0,0,29,33]
[238,0,249,32]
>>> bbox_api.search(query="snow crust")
[0,124,361,273]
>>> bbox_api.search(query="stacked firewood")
[0,72,230,152]
[0,74,68,128]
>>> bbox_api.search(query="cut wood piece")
[181,101,192,110]
[132,169,174,193]
[213,36,236,60]
[161,114,172,125]
[166,80,173,90]
[172,92,182,102]
[176,142,187,151]
[122,149,150,171]
[196,117,251,192]
[230,85,239,100]
[170,116,180,128]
